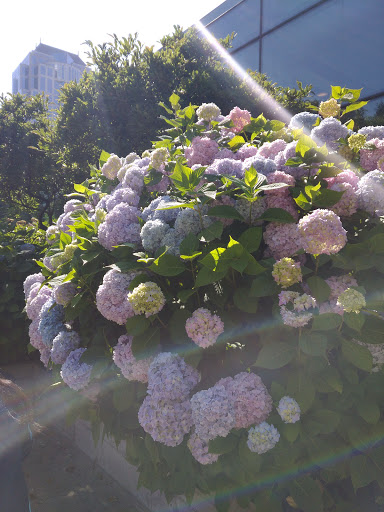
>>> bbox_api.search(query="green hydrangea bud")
[337,288,366,313]
[319,98,340,118]
[348,133,367,151]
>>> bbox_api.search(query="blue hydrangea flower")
[38,299,66,347]
[140,219,170,253]
[247,422,280,454]
[276,396,301,423]
[289,112,320,132]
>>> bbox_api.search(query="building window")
[47,78,52,93]
[48,67,53,77]
[34,77,38,89]
[40,65,46,75]
[40,77,45,90]
[12,78,18,94]
[24,78,29,89]
[34,66,38,75]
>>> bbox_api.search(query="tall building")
[199,0,384,113]
[12,43,87,112]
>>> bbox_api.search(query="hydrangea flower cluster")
[53,282,77,306]
[51,331,80,364]
[98,204,141,250]
[263,223,302,259]
[196,103,221,122]
[216,372,273,429]
[185,308,224,348]
[228,107,251,133]
[128,282,166,318]
[298,209,347,255]
[277,396,301,423]
[235,196,267,225]
[348,133,367,151]
[141,195,179,224]
[96,269,138,325]
[288,112,320,132]
[105,187,139,211]
[185,137,219,167]
[360,139,384,172]
[150,147,169,170]
[112,335,153,383]
[60,348,92,391]
[319,98,340,118]
[310,118,349,151]
[247,422,280,454]
[25,284,52,321]
[23,273,45,299]
[358,125,384,141]
[355,340,384,373]
[187,431,219,465]
[272,258,302,288]
[336,288,366,313]
[279,291,316,328]
[205,157,243,178]
[101,154,122,179]
[357,170,384,217]
[46,225,59,244]
[140,219,170,253]
[38,299,66,347]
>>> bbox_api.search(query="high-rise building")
[12,43,87,112]
[199,0,384,113]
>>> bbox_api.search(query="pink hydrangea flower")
[258,140,287,160]
[96,269,138,325]
[113,335,153,383]
[360,138,384,171]
[298,209,347,255]
[263,223,302,260]
[228,107,251,133]
[185,308,224,348]
[185,137,219,167]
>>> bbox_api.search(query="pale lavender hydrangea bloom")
[235,197,267,225]
[263,223,302,260]
[236,144,258,161]
[96,268,138,325]
[326,274,358,300]
[113,335,154,383]
[53,282,77,306]
[147,353,200,402]
[358,126,384,141]
[23,273,45,299]
[138,395,193,447]
[298,209,347,255]
[38,299,66,347]
[150,147,169,170]
[329,182,358,217]
[360,138,384,172]
[190,384,236,442]
[140,219,170,253]
[242,156,277,176]
[185,308,224,348]
[105,187,139,211]
[28,318,46,351]
[216,372,273,429]
[258,140,287,160]
[160,229,184,256]
[326,170,360,191]
[46,225,59,245]
[265,171,298,220]
[357,170,384,217]
[40,347,52,368]
[205,158,244,178]
[63,199,82,214]
[101,154,122,180]
[275,141,297,170]
[310,117,349,151]
[121,164,145,194]
[279,291,316,328]
[214,148,238,160]
[288,112,320,132]
[123,152,140,166]
[26,285,53,321]
[187,432,219,465]
[98,203,141,250]
[57,212,75,235]
[185,137,219,167]
[51,331,80,364]
[60,348,92,391]
[247,422,280,454]
[277,396,301,423]
[141,195,179,224]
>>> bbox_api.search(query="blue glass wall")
[200,0,384,107]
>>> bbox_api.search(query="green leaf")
[238,227,262,253]
[360,315,384,344]
[243,253,267,276]
[233,287,259,313]
[73,183,86,193]
[312,188,344,208]
[299,332,327,357]
[250,272,279,297]
[198,221,223,242]
[254,341,295,369]
[113,386,131,412]
[179,233,199,256]
[99,150,110,168]
[342,101,368,115]
[177,289,195,303]
[258,208,296,223]
[131,328,160,360]
[344,312,365,332]
[208,433,238,454]
[350,454,377,491]
[144,169,163,186]
[169,93,180,106]
[194,266,226,287]
[281,422,300,443]
[308,409,340,434]
[227,135,245,148]
[312,313,342,331]
[345,119,355,130]
[149,252,185,276]
[306,275,331,303]
[125,315,150,336]
[341,339,372,372]
[296,134,318,158]
[287,372,316,412]
[357,399,380,424]
[331,86,343,99]
[265,119,285,132]
[199,247,227,272]
[290,476,323,512]
[207,205,244,221]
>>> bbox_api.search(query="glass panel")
[47,79,52,93]
[34,77,38,89]
[261,0,384,100]
[206,0,260,51]
[12,79,18,94]
[262,0,318,33]
[40,65,46,75]
[40,77,45,90]
[233,40,259,71]
[200,0,241,25]
[47,67,53,77]
[24,78,28,89]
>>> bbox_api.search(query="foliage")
[23,87,384,511]
[0,218,46,362]
[54,27,312,170]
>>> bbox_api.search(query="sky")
[1,0,224,97]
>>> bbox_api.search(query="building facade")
[200,0,384,113]
[12,43,87,112]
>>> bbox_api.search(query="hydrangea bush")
[24,88,384,511]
